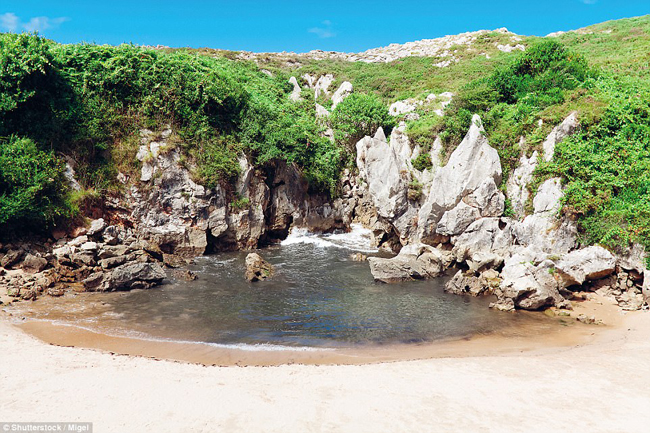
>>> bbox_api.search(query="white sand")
[1,310,650,433]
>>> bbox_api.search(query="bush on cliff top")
[0,32,346,216]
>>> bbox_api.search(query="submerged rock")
[245,253,274,282]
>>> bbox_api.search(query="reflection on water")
[9,225,555,349]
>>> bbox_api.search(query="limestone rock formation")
[356,128,409,221]
[543,111,579,162]
[331,81,353,110]
[314,74,334,99]
[418,115,502,244]
[555,246,617,287]
[368,243,449,283]
[289,76,302,102]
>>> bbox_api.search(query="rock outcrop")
[245,253,274,282]
[418,115,503,244]
[368,244,449,283]
[331,81,353,110]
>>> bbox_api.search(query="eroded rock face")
[245,253,274,282]
[511,178,577,256]
[356,128,409,221]
[418,115,502,244]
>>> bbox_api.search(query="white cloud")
[0,12,69,33]
[0,12,19,31]
[309,20,336,39]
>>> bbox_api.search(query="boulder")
[108,262,166,290]
[162,253,189,268]
[46,287,65,297]
[555,246,616,287]
[83,272,106,291]
[21,254,48,274]
[171,269,198,281]
[497,255,567,311]
[350,253,367,262]
[368,243,446,283]
[245,253,274,282]
[445,269,501,297]
[1,249,24,269]
[86,218,107,236]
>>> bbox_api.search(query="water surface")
[10,225,555,350]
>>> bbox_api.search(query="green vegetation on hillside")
[536,76,650,261]
[1,14,649,257]
[413,39,594,175]
[0,137,73,226]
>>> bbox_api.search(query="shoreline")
[1,297,649,432]
[3,293,630,366]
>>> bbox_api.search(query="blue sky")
[1,1,648,52]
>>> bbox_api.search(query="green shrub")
[412,153,433,171]
[331,93,395,150]
[0,137,73,228]
[535,77,650,262]
[437,40,592,175]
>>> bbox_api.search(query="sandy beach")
[1,296,649,433]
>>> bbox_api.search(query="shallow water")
[10,225,555,349]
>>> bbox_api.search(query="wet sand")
[3,292,621,366]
